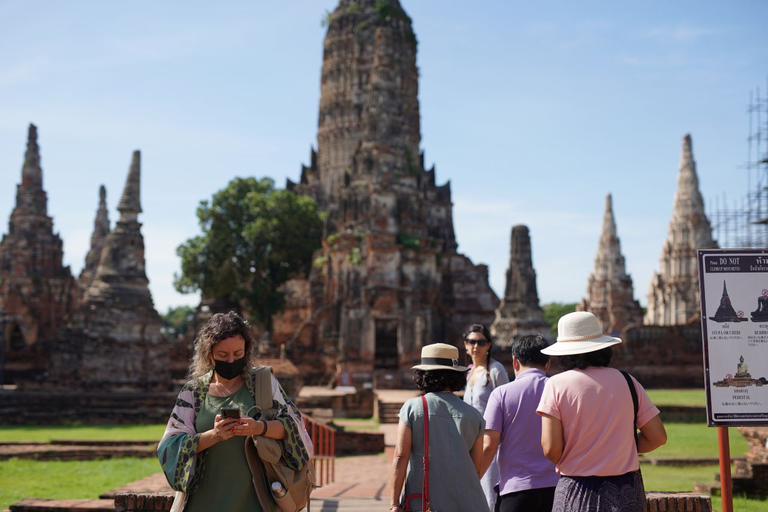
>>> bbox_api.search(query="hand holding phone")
[220,406,241,420]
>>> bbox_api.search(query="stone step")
[8,499,114,512]
[311,498,388,511]
[377,401,403,424]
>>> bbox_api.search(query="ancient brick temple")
[77,185,110,295]
[490,225,550,348]
[577,194,643,336]
[49,151,170,391]
[645,134,717,325]
[0,125,78,384]
[274,0,499,385]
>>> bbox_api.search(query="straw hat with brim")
[541,311,622,356]
[411,343,468,372]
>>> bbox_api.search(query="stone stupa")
[578,194,643,336]
[646,134,718,325]
[491,225,551,348]
[272,0,499,384]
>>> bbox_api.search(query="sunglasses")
[465,338,489,347]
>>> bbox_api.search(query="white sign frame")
[698,248,768,427]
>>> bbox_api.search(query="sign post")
[698,249,768,512]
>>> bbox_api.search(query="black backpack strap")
[619,370,639,444]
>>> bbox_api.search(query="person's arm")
[471,433,485,478]
[636,414,667,453]
[389,419,412,512]
[232,417,286,439]
[479,429,501,477]
[540,413,564,464]
[196,415,238,453]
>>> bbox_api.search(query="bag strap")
[253,366,274,412]
[421,395,431,511]
[619,370,639,445]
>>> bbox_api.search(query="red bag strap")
[421,395,430,511]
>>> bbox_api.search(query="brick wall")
[108,492,712,512]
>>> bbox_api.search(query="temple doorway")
[7,323,25,351]
[374,319,399,369]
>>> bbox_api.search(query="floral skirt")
[552,470,645,512]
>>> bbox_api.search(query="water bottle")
[271,481,287,498]
[270,481,296,512]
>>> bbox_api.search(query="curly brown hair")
[188,311,258,380]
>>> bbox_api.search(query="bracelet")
[256,420,268,436]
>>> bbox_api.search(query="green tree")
[542,302,578,338]
[174,177,323,329]
[161,305,195,338]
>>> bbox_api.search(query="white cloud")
[641,24,722,43]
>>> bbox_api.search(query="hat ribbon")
[558,333,605,342]
[421,357,460,367]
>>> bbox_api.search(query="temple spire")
[21,124,43,188]
[577,193,643,335]
[78,185,111,294]
[117,150,142,221]
[645,134,717,325]
[491,225,551,347]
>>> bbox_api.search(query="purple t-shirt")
[484,369,559,495]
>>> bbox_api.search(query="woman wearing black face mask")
[158,311,313,512]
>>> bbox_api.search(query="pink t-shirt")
[536,367,660,477]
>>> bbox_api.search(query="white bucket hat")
[541,311,622,356]
[411,343,468,372]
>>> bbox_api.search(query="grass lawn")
[643,464,767,512]
[0,458,161,511]
[647,423,750,459]
[646,388,706,407]
[0,424,166,442]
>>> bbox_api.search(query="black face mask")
[213,356,247,380]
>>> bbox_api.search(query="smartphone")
[220,407,241,420]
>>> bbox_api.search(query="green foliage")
[174,177,323,329]
[320,10,332,27]
[327,232,342,246]
[541,302,577,337]
[0,424,166,442]
[404,148,419,176]
[345,2,360,13]
[313,255,328,268]
[161,305,195,338]
[349,246,362,266]
[397,234,420,250]
[0,458,160,511]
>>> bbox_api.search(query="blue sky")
[1,1,766,314]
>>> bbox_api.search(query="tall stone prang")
[0,124,77,383]
[51,151,169,391]
[490,225,551,348]
[276,0,499,385]
[577,194,643,335]
[645,135,718,326]
[77,185,110,296]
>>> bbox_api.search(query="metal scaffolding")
[709,81,768,249]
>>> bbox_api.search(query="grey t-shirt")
[398,391,489,512]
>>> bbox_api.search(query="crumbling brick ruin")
[646,134,717,326]
[578,194,643,336]
[490,225,551,348]
[273,0,499,385]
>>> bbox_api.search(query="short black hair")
[413,369,467,393]
[510,334,550,367]
[558,346,613,370]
